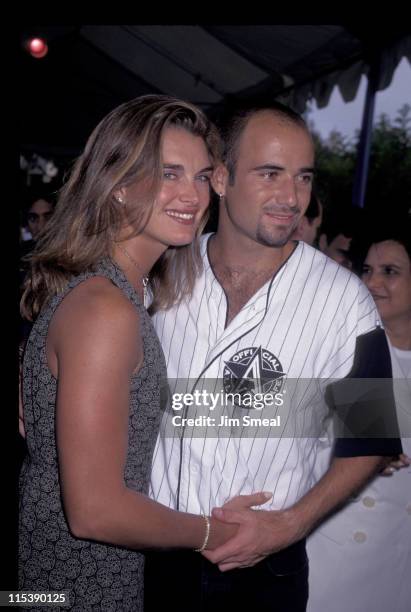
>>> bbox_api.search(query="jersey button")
[362,496,375,508]
[353,531,367,543]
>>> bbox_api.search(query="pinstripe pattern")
[149,234,380,513]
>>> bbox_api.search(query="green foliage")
[310,104,411,218]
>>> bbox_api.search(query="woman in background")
[307,219,411,612]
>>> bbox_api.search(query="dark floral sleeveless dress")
[19,259,168,611]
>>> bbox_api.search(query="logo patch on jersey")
[223,346,285,406]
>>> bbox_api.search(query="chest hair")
[215,267,274,327]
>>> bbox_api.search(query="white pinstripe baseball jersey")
[149,234,382,514]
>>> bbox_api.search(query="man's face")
[215,111,315,248]
[321,233,352,269]
[292,212,322,246]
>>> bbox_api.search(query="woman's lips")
[165,210,196,225]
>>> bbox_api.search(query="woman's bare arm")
[47,278,265,551]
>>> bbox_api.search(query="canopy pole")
[352,55,381,208]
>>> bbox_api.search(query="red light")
[27,37,48,59]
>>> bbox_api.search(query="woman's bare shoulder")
[49,275,141,355]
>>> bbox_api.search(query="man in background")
[318,205,365,269]
[291,189,322,246]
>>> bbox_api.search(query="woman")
[362,227,411,368]
[20,193,56,344]
[307,221,411,612]
[19,95,268,610]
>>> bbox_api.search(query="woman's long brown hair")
[21,95,222,320]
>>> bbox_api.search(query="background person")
[19,191,56,344]
[18,191,57,449]
[307,218,411,612]
[318,204,367,269]
[20,192,55,258]
[291,189,323,246]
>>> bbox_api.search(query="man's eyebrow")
[251,164,315,173]
[252,164,284,172]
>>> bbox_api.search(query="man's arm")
[203,455,384,570]
[204,321,403,569]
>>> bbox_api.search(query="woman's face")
[362,240,411,325]
[27,198,54,239]
[123,127,213,251]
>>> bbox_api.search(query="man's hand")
[380,453,411,476]
[205,492,272,552]
[219,491,272,511]
[202,506,302,571]
[203,455,385,571]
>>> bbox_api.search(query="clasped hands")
[204,453,411,571]
[202,492,303,572]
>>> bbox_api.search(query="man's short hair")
[216,99,308,184]
[320,205,365,244]
[305,189,322,222]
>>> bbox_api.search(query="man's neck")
[210,226,295,274]
[208,230,296,327]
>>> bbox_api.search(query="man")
[146,102,401,612]
[318,204,365,269]
[291,189,322,246]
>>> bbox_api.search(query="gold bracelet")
[194,514,210,552]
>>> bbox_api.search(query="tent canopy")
[20,25,411,156]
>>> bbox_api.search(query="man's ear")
[318,233,328,252]
[211,164,229,198]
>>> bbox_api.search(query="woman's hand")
[205,491,272,551]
